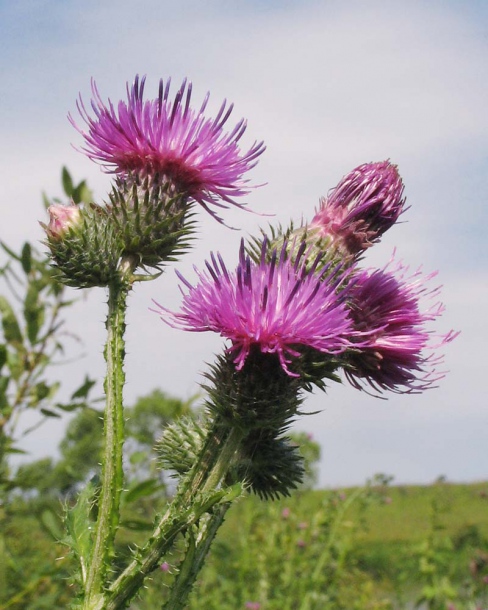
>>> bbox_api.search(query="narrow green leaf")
[123,478,163,504]
[0,344,7,370]
[71,376,96,400]
[5,447,27,455]
[31,381,51,404]
[21,242,32,274]
[120,518,154,531]
[0,241,21,261]
[6,350,23,381]
[40,408,61,418]
[0,374,10,411]
[0,296,24,344]
[72,180,93,204]
[24,283,42,344]
[62,166,74,196]
[40,508,64,540]
[55,401,85,412]
[65,479,97,583]
[42,191,51,209]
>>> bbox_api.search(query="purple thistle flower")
[70,75,265,220]
[154,240,359,376]
[345,259,458,394]
[310,161,406,255]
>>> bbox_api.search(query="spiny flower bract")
[155,240,358,376]
[70,75,265,221]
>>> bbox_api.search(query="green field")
[4,479,488,609]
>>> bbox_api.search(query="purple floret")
[155,240,359,376]
[70,75,265,220]
[310,161,406,254]
[346,259,458,393]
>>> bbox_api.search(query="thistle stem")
[105,420,244,610]
[162,504,230,610]
[83,275,130,608]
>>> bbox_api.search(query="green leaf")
[6,350,23,381]
[0,241,21,261]
[21,242,32,274]
[61,166,74,196]
[40,508,64,540]
[123,478,163,504]
[42,191,51,209]
[120,518,154,531]
[40,408,61,418]
[72,180,93,204]
[0,295,24,344]
[24,283,43,344]
[64,478,97,581]
[56,401,86,412]
[30,381,51,406]
[0,374,10,411]
[0,343,7,370]
[129,450,148,465]
[71,376,96,400]
[5,447,27,455]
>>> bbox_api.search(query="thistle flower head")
[43,203,123,288]
[70,75,265,221]
[345,259,458,394]
[310,161,406,255]
[155,240,358,376]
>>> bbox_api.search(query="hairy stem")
[105,422,244,610]
[83,275,130,608]
[162,504,230,610]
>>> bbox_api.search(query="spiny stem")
[83,274,130,608]
[105,420,244,610]
[162,504,230,610]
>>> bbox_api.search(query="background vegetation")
[1,171,486,610]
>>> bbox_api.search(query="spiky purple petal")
[155,240,359,376]
[69,76,265,220]
[346,259,458,393]
[310,161,406,254]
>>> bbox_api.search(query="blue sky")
[1,0,487,487]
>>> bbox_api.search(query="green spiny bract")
[107,173,197,270]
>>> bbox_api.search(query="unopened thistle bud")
[43,203,123,288]
[247,161,405,274]
[46,204,81,239]
[309,160,405,257]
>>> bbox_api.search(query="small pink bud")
[298,521,308,530]
[160,561,170,572]
[245,603,261,610]
[281,507,291,519]
[47,204,81,239]
[296,539,306,548]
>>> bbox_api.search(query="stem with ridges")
[83,270,131,609]
[105,420,245,610]
[162,504,231,610]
